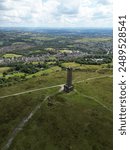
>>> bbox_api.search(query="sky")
[0,0,113,28]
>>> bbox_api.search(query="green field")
[61,62,81,68]
[61,62,109,71]
[12,42,26,45]
[75,37,112,43]
[0,69,112,150]
[45,48,55,51]
[0,67,11,77]
[59,50,72,53]
[27,66,61,79]
[3,53,22,58]
[31,37,56,41]
[5,72,25,79]
[0,67,11,73]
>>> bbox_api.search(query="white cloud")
[0,0,113,28]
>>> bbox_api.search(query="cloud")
[94,0,111,5]
[0,0,12,10]
[57,0,80,15]
[0,0,113,28]
[58,5,79,15]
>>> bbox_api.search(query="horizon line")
[0,26,113,29]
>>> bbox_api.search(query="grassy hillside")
[0,70,112,150]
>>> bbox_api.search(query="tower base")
[64,84,74,93]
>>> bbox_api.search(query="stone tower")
[64,68,74,92]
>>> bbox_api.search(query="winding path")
[0,75,112,100]
[1,75,112,150]
[0,84,64,99]
[75,89,112,112]
[2,92,58,150]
